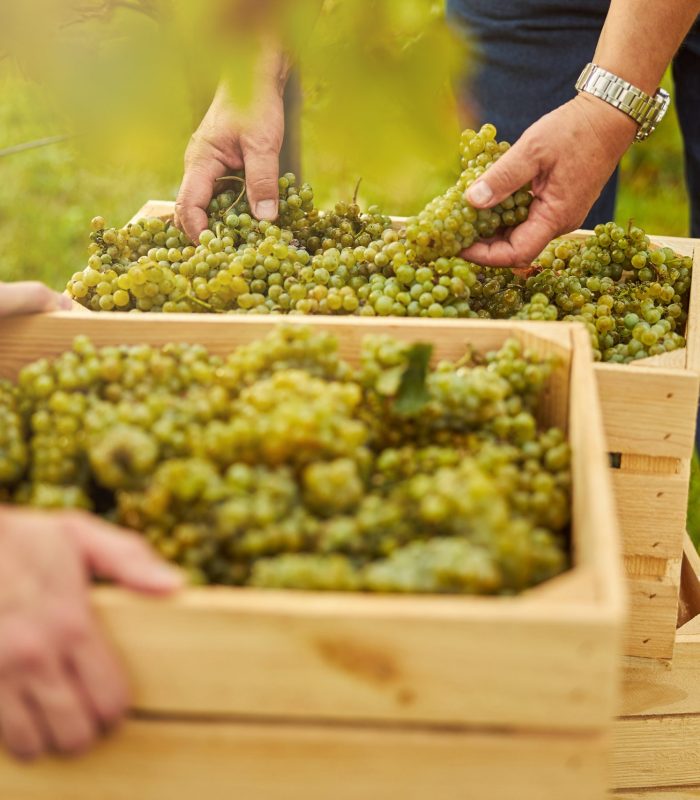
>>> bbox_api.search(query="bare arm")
[593,0,700,94]
[462,0,700,269]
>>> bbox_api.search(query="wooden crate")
[612,535,700,797]
[68,199,700,661]
[0,314,624,800]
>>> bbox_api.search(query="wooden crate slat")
[621,630,700,717]
[624,567,683,660]
[613,469,690,562]
[595,365,699,459]
[0,718,609,800]
[92,581,618,731]
[634,348,688,370]
[613,714,700,790]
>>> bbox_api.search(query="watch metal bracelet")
[575,63,670,142]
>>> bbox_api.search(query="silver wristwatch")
[575,63,670,142]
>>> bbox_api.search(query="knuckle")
[114,531,148,560]
[59,724,97,756]
[99,688,129,724]
[5,628,49,673]
[242,131,279,154]
[49,606,91,649]
[5,729,43,761]
[56,509,89,532]
[246,175,278,194]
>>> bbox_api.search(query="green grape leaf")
[394,343,433,416]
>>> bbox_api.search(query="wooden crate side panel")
[620,540,700,717]
[0,718,610,800]
[595,365,699,460]
[92,586,617,731]
[624,564,682,661]
[568,329,626,617]
[613,714,700,790]
[613,467,690,562]
[129,199,176,223]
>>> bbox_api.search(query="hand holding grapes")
[461,94,638,269]
[175,52,289,242]
[0,508,182,760]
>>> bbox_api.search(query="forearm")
[594,0,700,93]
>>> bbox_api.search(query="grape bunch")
[67,124,530,320]
[513,222,692,362]
[65,139,692,363]
[1,327,570,595]
[401,124,531,262]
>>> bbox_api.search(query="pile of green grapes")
[0,327,570,594]
[67,124,530,320]
[66,122,692,363]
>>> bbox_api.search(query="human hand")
[461,94,638,268]
[175,54,288,242]
[0,282,72,317]
[0,507,182,761]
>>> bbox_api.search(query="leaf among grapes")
[394,343,433,416]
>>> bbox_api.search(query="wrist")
[572,92,638,149]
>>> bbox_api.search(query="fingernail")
[255,200,277,220]
[57,293,74,311]
[466,181,494,207]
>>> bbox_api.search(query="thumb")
[465,138,536,209]
[242,142,280,221]
[64,512,183,595]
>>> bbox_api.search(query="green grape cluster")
[512,222,692,362]
[0,382,28,486]
[67,124,528,320]
[402,124,532,262]
[1,328,570,595]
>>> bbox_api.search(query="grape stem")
[215,175,247,217]
[353,178,362,205]
[185,293,222,313]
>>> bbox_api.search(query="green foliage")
[0,65,178,289]
[617,72,690,236]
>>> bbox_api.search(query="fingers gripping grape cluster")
[403,124,532,262]
[67,125,531,320]
[1,328,570,594]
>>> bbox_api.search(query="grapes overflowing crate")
[0,314,623,800]
[67,198,700,660]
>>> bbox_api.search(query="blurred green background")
[0,65,698,543]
